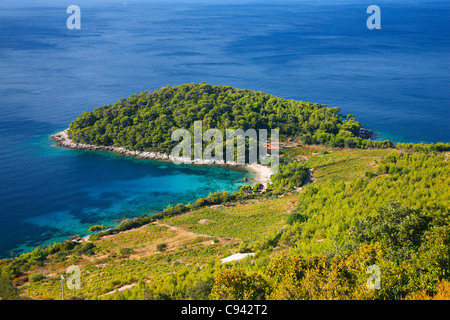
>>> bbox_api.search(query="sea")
[0,0,448,258]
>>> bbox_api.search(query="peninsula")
[51,82,381,188]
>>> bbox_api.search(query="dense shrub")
[75,243,96,256]
[351,202,432,263]
[156,243,167,252]
[28,272,44,283]
[117,219,140,232]
[286,211,307,225]
[118,247,134,255]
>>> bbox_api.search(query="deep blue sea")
[0,0,448,258]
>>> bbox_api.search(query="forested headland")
[67,83,397,153]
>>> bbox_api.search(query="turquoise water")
[0,0,448,257]
[0,130,251,257]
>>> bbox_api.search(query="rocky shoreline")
[50,129,273,186]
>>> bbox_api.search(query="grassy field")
[303,148,392,183]
[161,194,299,242]
[279,145,391,184]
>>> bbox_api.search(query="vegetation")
[267,162,308,191]
[281,151,449,256]
[351,201,432,263]
[156,243,167,252]
[28,272,45,283]
[0,241,92,281]
[161,194,298,242]
[88,225,105,233]
[2,83,449,300]
[210,269,270,300]
[396,141,450,152]
[118,247,134,255]
[0,276,23,300]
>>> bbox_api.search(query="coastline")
[50,129,274,187]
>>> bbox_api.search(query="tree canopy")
[67,83,390,153]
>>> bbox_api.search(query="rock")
[358,127,374,139]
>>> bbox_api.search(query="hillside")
[1,144,448,300]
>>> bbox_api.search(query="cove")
[0,132,253,258]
